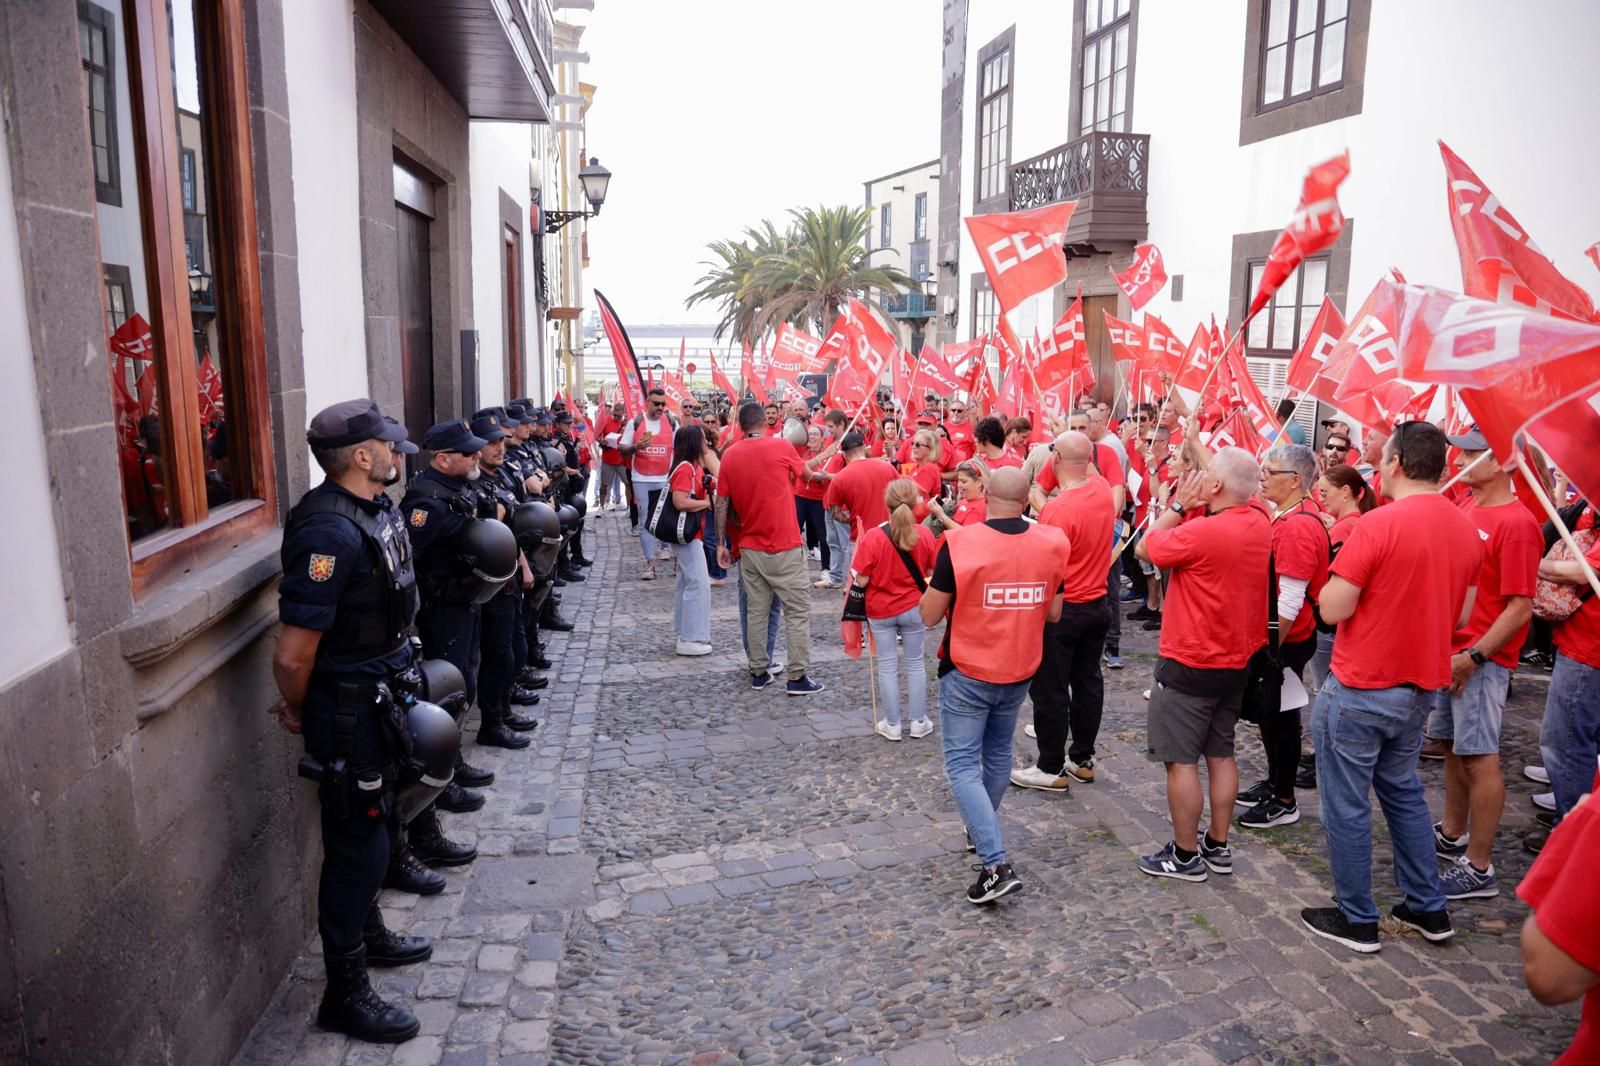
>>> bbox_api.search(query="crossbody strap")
[878,523,928,593]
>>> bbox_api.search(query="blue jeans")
[735,561,780,662]
[671,540,711,644]
[824,514,852,584]
[637,482,667,560]
[868,608,927,728]
[940,669,1031,868]
[1540,652,1600,819]
[704,531,727,579]
[1312,676,1446,925]
[1309,629,1335,694]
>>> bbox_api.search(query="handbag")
[1533,524,1598,623]
[647,462,704,545]
[1240,554,1283,725]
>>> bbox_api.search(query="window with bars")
[971,283,998,342]
[975,34,1012,205]
[1081,0,1133,135]
[79,1,121,206]
[1245,255,1328,358]
[1259,0,1348,110]
[914,193,927,241]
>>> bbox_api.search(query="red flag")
[1286,296,1346,393]
[1326,282,1416,431]
[1140,314,1186,379]
[740,343,757,388]
[1248,153,1351,319]
[676,337,687,378]
[1110,243,1168,311]
[1586,241,1600,276]
[914,346,965,396]
[1439,142,1597,323]
[964,202,1077,312]
[709,349,738,403]
[1222,345,1280,441]
[1035,293,1087,393]
[770,322,825,384]
[943,336,987,376]
[1207,405,1269,456]
[1173,323,1219,394]
[747,368,769,406]
[196,352,224,422]
[659,371,692,419]
[594,290,647,419]
[1396,384,1439,423]
[1103,310,1144,363]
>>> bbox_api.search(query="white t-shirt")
[621,415,672,487]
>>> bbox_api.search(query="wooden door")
[1084,294,1117,403]
[503,226,523,400]
[396,203,434,438]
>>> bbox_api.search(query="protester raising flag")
[964,201,1077,312]
[1110,243,1168,311]
[594,289,647,419]
[1248,152,1351,319]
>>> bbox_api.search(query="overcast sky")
[580,0,940,328]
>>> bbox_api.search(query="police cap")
[468,413,509,443]
[307,398,410,448]
[422,419,488,454]
[553,410,573,425]
[504,402,534,425]
[384,416,419,455]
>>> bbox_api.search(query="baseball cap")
[422,419,488,454]
[307,398,409,448]
[1446,424,1488,452]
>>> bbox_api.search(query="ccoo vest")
[630,415,676,478]
[944,521,1072,684]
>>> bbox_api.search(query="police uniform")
[279,399,430,1044]
[554,410,593,569]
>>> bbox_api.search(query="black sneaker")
[1300,906,1380,954]
[1298,751,1316,769]
[1537,810,1558,829]
[1391,903,1455,943]
[1295,765,1318,790]
[1199,836,1233,875]
[1128,604,1155,621]
[1523,829,1549,855]
[1235,781,1274,808]
[1238,798,1301,829]
[966,862,1022,904]
[751,671,773,691]
[1141,613,1163,631]
[786,675,825,697]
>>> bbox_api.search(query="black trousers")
[1104,561,1122,653]
[1027,596,1112,771]
[1259,636,1318,801]
[794,495,830,570]
[417,598,482,707]
[479,588,518,718]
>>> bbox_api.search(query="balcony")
[371,0,556,121]
[879,291,935,320]
[1009,131,1149,254]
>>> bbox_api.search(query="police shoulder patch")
[308,553,337,582]
[410,508,428,528]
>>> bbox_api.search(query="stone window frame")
[973,25,1015,212]
[1070,0,1140,139]
[1228,222,1355,349]
[1239,0,1370,146]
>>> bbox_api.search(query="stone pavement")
[234,508,1579,1066]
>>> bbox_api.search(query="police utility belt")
[297,665,437,820]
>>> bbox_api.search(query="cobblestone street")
[234,512,1579,1066]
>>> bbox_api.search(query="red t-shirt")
[1331,493,1484,690]
[1143,502,1273,670]
[1130,452,1176,527]
[944,421,976,464]
[910,462,943,499]
[1452,496,1543,668]
[851,523,936,619]
[1272,501,1331,645]
[1038,476,1117,603]
[793,444,827,501]
[951,495,987,527]
[667,461,709,541]
[1553,534,1600,670]
[824,458,899,541]
[1516,783,1600,1066]
[1328,511,1361,556]
[719,424,745,450]
[595,416,626,466]
[979,448,1022,470]
[718,435,805,554]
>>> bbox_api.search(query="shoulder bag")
[648,461,704,545]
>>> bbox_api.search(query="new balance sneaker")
[1064,756,1095,784]
[1023,722,1037,739]
[1391,902,1455,942]
[1235,781,1274,809]
[1432,821,1469,858]
[1441,856,1499,900]
[1300,906,1380,954]
[750,671,773,691]
[1238,798,1300,829]
[874,719,902,742]
[966,862,1023,904]
[1137,842,1207,882]
[908,718,935,739]
[1199,836,1233,875]
[1524,764,1551,785]
[1532,791,1556,812]
[1009,765,1072,792]
[786,675,825,697]
[1103,652,1126,670]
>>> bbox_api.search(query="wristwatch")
[1169,500,1185,516]
[1467,648,1488,666]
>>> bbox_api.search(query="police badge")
[308,554,336,582]
[410,508,428,528]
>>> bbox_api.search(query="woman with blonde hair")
[907,428,944,500]
[927,460,988,534]
[847,478,937,741]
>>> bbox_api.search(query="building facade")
[864,159,939,353]
[0,0,597,1061]
[936,0,1600,434]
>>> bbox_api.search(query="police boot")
[435,780,485,813]
[527,648,554,671]
[515,669,549,690]
[558,566,586,582]
[572,554,594,568]
[409,806,477,867]
[383,841,446,896]
[504,705,539,732]
[509,682,543,706]
[317,945,420,1044]
[476,710,532,750]
[454,755,495,789]
[363,904,432,967]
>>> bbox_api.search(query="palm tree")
[685,205,916,346]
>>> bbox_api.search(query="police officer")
[274,399,432,1043]
[553,409,594,571]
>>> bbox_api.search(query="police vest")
[630,415,676,478]
[944,522,1071,684]
[284,490,419,667]
[403,476,489,604]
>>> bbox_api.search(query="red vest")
[945,522,1071,683]
[631,415,674,478]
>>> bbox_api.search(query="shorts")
[1146,678,1244,764]
[1425,659,1509,756]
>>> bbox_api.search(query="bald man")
[921,467,1072,906]
[1014,433,1118,792]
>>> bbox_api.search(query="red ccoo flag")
[914,345,966,396]
[1103,310,1144,363]
[1285,296,1346,393]
[1140,313,1186,379]
[1249,153,1351,319]
[1111,243,1168,312]
[708,348,738,403]
[964,202,1077,313]
[1326,281,1414,431]
[1035,292,1087,393]
[1174,322,1218,394]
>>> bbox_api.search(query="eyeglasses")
[912,442,929,449]
[1261,468,1297,478]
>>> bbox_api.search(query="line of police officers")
[273,396,591,1044]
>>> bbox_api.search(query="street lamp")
[545,156,613,232]
[188,266,213,305]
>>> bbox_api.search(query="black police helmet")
[512,499,561,550]
[416,658,468,720]
[569,495,588,519]
[541,444,565,470]
[556,503,580,537]
[393,699,461,824]
[456,519,519,604]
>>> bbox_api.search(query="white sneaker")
[1524,765,1551,784]
[814,577,842,589]
[675,640,713,657]
[1009,765,1072,792]
[1023,722,1037,739]
[1533,791,1557,812]
[1142,689,1151,701]
[640,562,656,581]
[875,719,903,742]
[908,719,934,739]
[768,658,786,678]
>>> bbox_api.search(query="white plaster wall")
[0,121,71,686]
[283,0,368,477]
[468,121,536,407]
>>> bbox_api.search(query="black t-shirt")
[1154,657,1249,698]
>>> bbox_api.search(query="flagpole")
[1438,450,1493,493]
[1516,438,1600,601]
[1192,311,1258,408]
